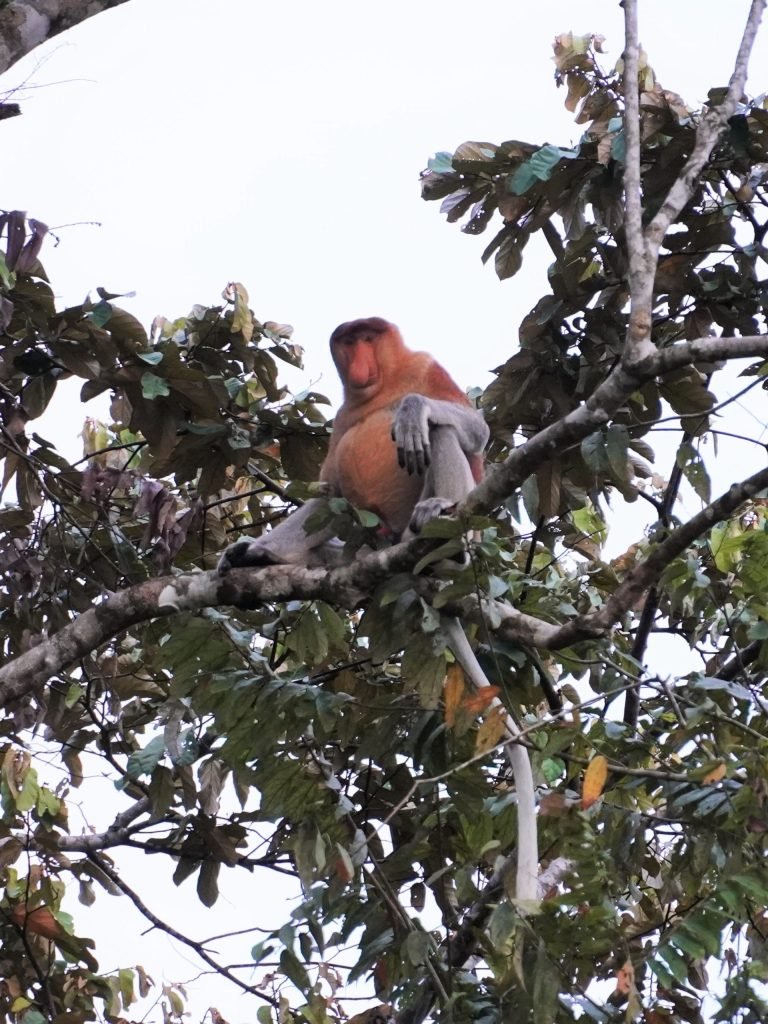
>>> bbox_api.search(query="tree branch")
[3,327,768,702]
[575,463,768,641]
[85,851,279,1008]
[0,536,435,701]
[644,0,766,251]
[465,333,768,517]
[57,796,159,852]
[621,0,657,362]
[0,0,132,76]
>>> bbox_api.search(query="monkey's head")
[330,317,405,395]
[329,317,391,347]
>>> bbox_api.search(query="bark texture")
[0,0,131,76]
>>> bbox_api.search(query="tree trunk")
[0,0,132,76]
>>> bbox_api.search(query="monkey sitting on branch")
[218,316,538,902]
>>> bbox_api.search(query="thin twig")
[85,852,280,1009]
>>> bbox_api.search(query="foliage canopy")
[2,22,768,1024]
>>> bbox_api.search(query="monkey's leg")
[218,498,337,572]
[407,426,475,535]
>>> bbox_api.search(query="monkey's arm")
[391,394,489,476]
[217,498,338,573]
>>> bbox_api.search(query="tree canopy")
[2,2,768,1023]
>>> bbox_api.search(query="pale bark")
[0,0,131,77]
[3,430,767,704]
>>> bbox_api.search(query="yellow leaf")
[475,705,507,756]
[444,664,465,728]
[582,754,609,809]
[224,281,254,343]
[703,762,726,784]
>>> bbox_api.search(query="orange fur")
[322,318,482,533]
[218,317,487,571]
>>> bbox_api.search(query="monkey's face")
[330,317,398,395]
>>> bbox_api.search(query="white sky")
[2,1,767,1021]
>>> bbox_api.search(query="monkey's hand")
[391,394,431,475]
[217,538,281,574]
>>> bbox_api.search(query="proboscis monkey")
[218,317,489,569]
[218,317,538,902]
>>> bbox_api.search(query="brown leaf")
[463,686,501,713]
[539,793,576,816]
[444,664,465,728]
[475,705,507,755]
[11,904,64,940]
[702,762,726,784]
[615,958,634,995]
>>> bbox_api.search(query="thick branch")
[1,326,766,702]
[644,0,766,250]
[618,0,765,372]
[649,334,768,373]
[566,464,768,643]
[57,796,157,852]
[464,360,643,514]
[464,333,768,517]
[0,538,432,702]
[621,0,657,362]
[622,0,642,261]
[0,1,132,76]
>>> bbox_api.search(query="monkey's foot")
[408,496,457,534]
[217,539,281,574]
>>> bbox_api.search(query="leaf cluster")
[2,30,768,1024]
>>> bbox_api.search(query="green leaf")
[88,300,112,327]
[140,371,170,399]
[404,930,432,966]
[36,785,60,818]
[508,144,579,195]
[0,252,14,289]
[19,1010,46,1024]
[401,632,446,709]
[428,151,454,174]
[572,505,607,544]
[15,767,40,813]
[487,901,517,952]
[533,940,561,1024]
[494,231,524,280]
[279,948,310,992]
[605,423,630,481]
[676,441,711,503]
[197,859,220,907]
[125,734,166,780]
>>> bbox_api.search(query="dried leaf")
[444,664,465,727]
[702,762,726,784]
[464,686,501,713]
[475,705,507,756]
[614,959,634,995]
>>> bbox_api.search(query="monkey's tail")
[442,617,539,905]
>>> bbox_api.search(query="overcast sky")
[4,0,766,403]
[2,2,767,1020]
